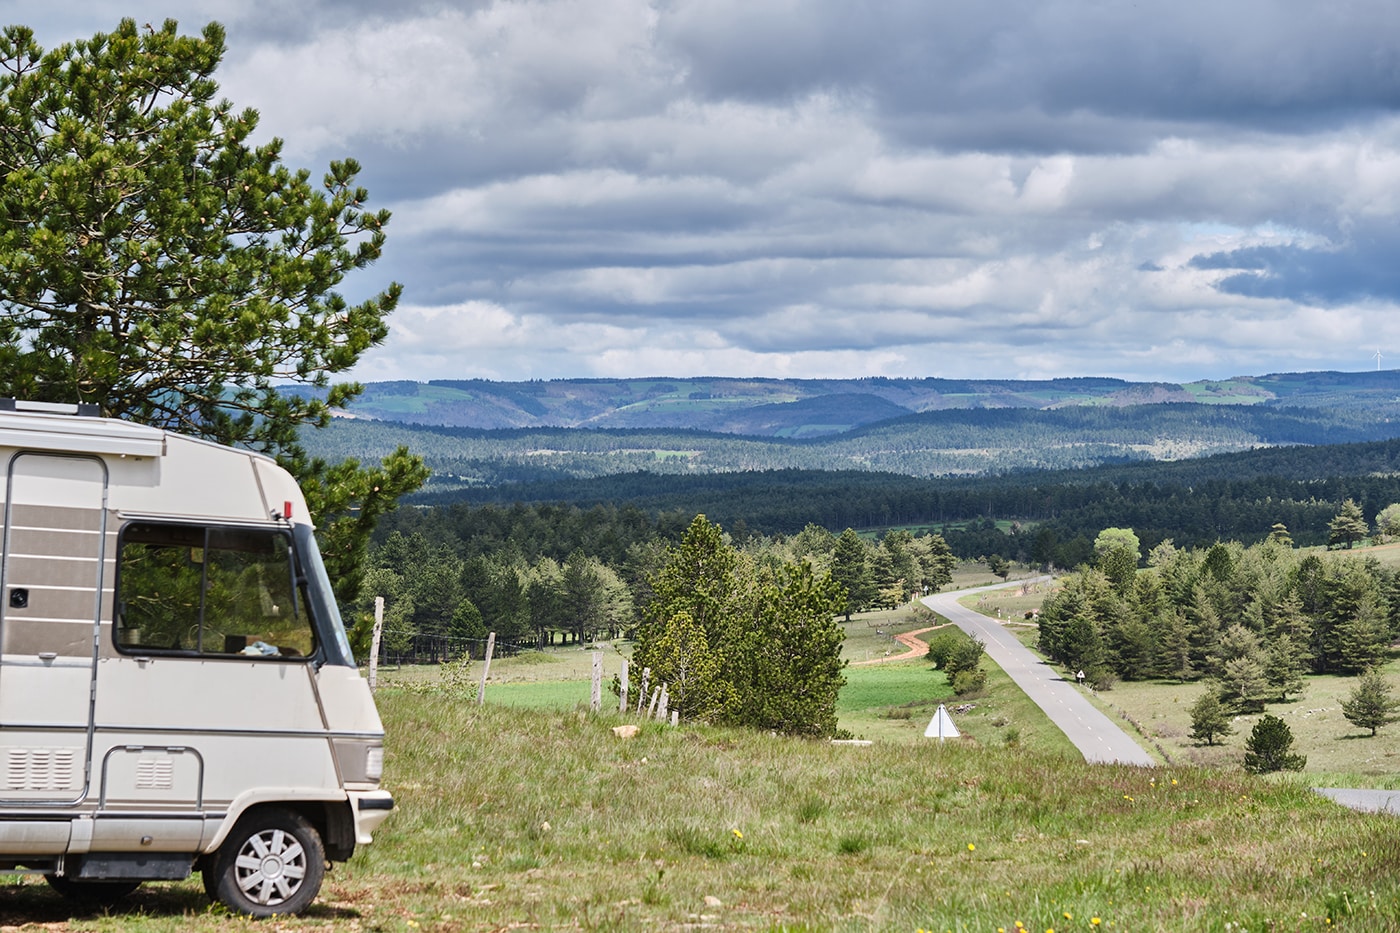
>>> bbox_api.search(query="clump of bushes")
[926,628,987,696]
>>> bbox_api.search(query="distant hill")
[325,370,1400,438]
[299,396,1400,499]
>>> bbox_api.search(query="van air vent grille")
[135,757,174,790]
[6,748,76,791]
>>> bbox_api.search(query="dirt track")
[850,626,936,666]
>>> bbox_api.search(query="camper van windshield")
[292,523,355,668]
[116,522,315,659]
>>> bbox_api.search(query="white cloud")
[21,1,1400,384]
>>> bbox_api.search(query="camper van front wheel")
[208,808,326,917]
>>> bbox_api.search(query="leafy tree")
[1341,668,1400,736]
[1188,685,1234,746]
[1377,504,1400,541]
[1328,499,1369,549]
[0,19,427,600]
[1243,714,1306,774]
[1094,527,1140,592]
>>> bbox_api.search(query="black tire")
[43,874,141,905]
[197,855,218,903]
[208,808,325,917]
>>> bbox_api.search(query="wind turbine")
[1376,349,1384,371]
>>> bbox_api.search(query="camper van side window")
[116,522,316,659]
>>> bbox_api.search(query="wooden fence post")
[477,632,496,705]
[618,658,629,713]
[637,667,651,715]
[368,596,384,692]
[590,652,602,712]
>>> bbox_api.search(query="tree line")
[380,435,1400,564]
[304,401,1400,492]
[356,506,955,666]
[1037,527,1400,709]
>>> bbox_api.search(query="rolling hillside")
[323,370,1400,437]
[302,396,1400,492]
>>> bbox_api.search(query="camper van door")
[0,453,106,807]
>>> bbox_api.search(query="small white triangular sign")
[924,704,960,740]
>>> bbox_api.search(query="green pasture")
[11,604,1400,929]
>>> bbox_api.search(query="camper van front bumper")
[350,790,395,844]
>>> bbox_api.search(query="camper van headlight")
[334,738,385,784]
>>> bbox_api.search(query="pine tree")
[1328,499,1369,549]
[830,528,875,620]
[643,610,729,721]
[0,20,428,602]
[1243,714,1306,773]
[1188,686,1234,746]
[912,533,956,594]
[1333,592,1392,675]
[1263,635,1308,702]
[634,514,847,735]
[1341,668,1400,737]
[727,563,846,736]
[1218,654,1271,713]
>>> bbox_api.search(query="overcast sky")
[21,2,1400,384]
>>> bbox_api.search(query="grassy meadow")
[8,596,1400,930]
[11,693,1398,931]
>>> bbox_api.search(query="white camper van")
[0,400,392,916]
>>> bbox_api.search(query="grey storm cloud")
[16,1,1400,382]
[1192,233,1400,305]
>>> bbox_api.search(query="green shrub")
[952,668,988,696]
[1243,714,1306,773]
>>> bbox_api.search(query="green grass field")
[14,693,1396,931]
[12,593,1400,929]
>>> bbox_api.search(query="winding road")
[921,577,1156,767]
[916,578,1400,815]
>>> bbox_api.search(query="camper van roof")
[0,403,166,458]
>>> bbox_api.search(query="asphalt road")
[921,578,1156,767]
[1311,787,1400,813]
[922,578,1400,817]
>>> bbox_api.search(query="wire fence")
[369,626,622,666]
